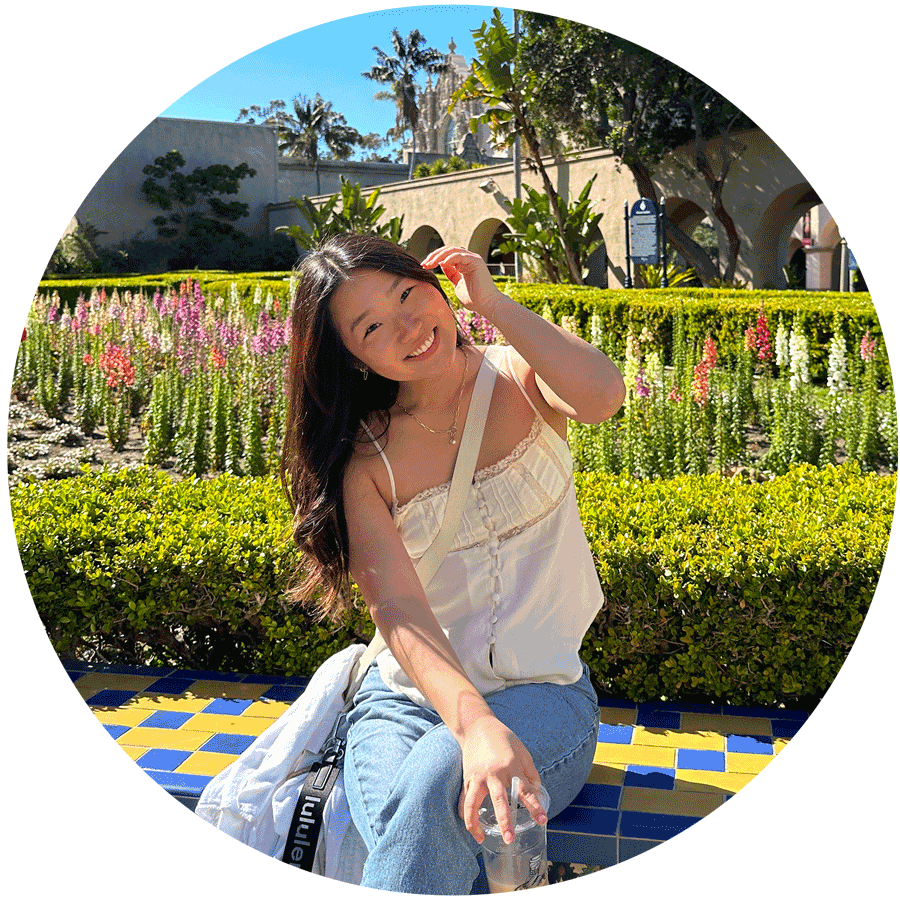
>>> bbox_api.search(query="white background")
[2,1,895,895]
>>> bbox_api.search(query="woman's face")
[329,267,457,383]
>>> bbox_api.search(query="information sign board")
[630,199,659,264]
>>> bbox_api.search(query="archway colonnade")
[273,128,850,291]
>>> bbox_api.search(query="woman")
[280,235,625,893]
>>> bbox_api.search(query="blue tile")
[200,733,256,754]
[596,695,637,710]
[103,663,173,677]
[144,769,211,798]
[569,782,621,810]
[677,749,726,771]
[60,658,92,673]
[624,766,676,790]
[548,832,617,867]
[636,708,681,729]
[619,811,701,841]
[262,684,307,703]
[168,669,246,681]
[202,697,253,715]
[140,711,195,730]
[242,674,308,686]
[772,721,805,739]
[145,676,197,694]
[619,837,662,862]
[137,748,192,772]
[639,700,722,715]
[102,724,131,739]
[87,689,138,707]
[727,733,774,754]
[549,805,619,837]
[597,723,633,745]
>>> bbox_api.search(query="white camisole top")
[365,346,605,707]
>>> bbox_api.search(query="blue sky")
[161,5,514,157]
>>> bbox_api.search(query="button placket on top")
[474,483,503,671]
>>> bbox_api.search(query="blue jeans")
[344,662,600,894]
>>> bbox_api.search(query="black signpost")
[626,198,669,289]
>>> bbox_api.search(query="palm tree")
[237,93,362,195]
[362,29,446,179]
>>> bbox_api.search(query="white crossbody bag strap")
[345,346,501,702]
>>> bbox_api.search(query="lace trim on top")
[395,413,543,517]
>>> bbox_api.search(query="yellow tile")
[116,726,215,751]
[186,681,271,701]
[243,699,291,719]
[181,713,272,736]
[588,763,625,786]
[728,752,774,775]
[632,728,725,752]
[593,743,676,768]
[119,745,149,762]
[774,738,790,754]
[125,694,211,713]
[175,751,240,777]
[600,707,636,726]
[621,786,724,817]
[674,769,754,794]
[75,673,159,694]
[91,708,153,728]
[680,714,772,737]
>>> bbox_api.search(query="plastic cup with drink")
[478,778,550,892]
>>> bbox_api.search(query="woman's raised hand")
[421,246,504,319]
[457,713,547,846]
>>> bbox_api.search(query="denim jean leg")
[344,664,600,895]
[345,670,484,894]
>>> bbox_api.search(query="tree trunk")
[695,141,741,283]
[517,105,586,285]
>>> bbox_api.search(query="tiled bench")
[66,659,810,869]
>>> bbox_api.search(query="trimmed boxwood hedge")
[36,271,883,384]
[11,463,894,708]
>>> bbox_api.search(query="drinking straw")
[510,776,520,825]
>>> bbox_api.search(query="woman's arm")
[343,458,546,844]
[422,247,626,425]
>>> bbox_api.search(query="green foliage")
[452,8,591,284]
[277,177,404,251]
[575,463,894,706]
[11,468,366,674]
[11,464,892,705]
[496,176,604,283]
[638,262,697,288]
[141,150,257,240]
[412,157,486,178]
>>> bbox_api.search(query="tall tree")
[518,13,754,285]
[451,8,590,284]
[362,28,446,179]
[237,93,372,194]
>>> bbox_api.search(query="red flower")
[21,327,26,342]
[97,343,135,388]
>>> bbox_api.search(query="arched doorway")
[468,218,514,276]
[406,224,444,261]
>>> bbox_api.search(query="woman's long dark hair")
[280,234,468,622]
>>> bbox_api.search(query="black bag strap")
[281,733,346,871]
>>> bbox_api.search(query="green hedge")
[577,463,895,707]
[35,271,295,310]
[36,271,881,383]
[11,464,894,708]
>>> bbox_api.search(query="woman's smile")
[406,327,438,360]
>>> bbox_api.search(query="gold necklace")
[396,350,470,445]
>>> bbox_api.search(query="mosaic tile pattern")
[67,660,810,868]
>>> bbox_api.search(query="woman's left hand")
[421,246,505,319]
